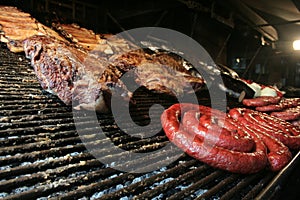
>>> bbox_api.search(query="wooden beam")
[227,0,278,41]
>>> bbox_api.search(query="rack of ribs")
[0,6,67,52]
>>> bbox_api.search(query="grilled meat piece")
[23,35,205,112]
[53,23,205,96]
[111,49,205,94]
[0,6,66,52]
[52,23,104,51]
[1,7,204,111]
[133,62,194,95]
[23,35,131,112]
[53,23,139,59]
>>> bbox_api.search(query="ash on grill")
[0,42,299,200]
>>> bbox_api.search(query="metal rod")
[216,32,232,63]
[256,19,300,27]
[242,45,262,78]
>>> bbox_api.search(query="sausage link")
[255,104,282,112]
[182,110,254,152]
[229,108,292,171]
[270,105,300,121]
[243,96,281,107]
[291,119,300,127]
[231,108,300,136]
[251,110,300,136]
[255,98,300,112]
[271,111,300,121]
[255,132,292,171]
[231,108,300,149]
[245,111,292,136]
[280,98,300,108]
[161,103,268,174]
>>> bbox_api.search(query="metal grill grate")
[0,43,299,200]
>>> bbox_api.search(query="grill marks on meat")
[23,35,82,105]
[52,23,138,58]
[0,6,67,52]
[52,23,104,51]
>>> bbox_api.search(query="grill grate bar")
[0,136,82,156]
[48,173,137,200]
[0,107,71,116]
[61,159,196,200]
[0,83,41,88]
[0,114,73,127]
[195,173,240,200]
[0,94,62,101]
[0,102,67,110]
[167,170,225,200]
[130,163,210,200]
[0,88,41,94]
[0,130,77,146]
[241,173,275,200]
[0,112,73,126]
[2,167,118,200]
[219,172,265,200]
[0,143,86,166]
[0,98,65,106]
[0,122,75,137]
[0,159,103,193]
[0,152,93,180]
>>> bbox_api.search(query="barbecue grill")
[0,41,300,200]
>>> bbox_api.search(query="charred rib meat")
[0,6,67,52]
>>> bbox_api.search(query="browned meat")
[52,23,103,51]
[23,35,205,112]
[23,35,131,112]
[0,6,32,16]
[53,23,140,62]
[53,23,204,96]
[113,50,204,94]
[0,6,67,52]
[1,7,204,112]
[133,62,189,95]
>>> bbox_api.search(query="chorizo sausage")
[161,103,268,174]
[242,96,281,107]
[255,98,300,112]
[230,108,300,149]
[270,105,300,121]
[229,108,292,171]
[255,104,282,112]
[270,111,300,121]
[250,110,300,136]
[182,110,254,152]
